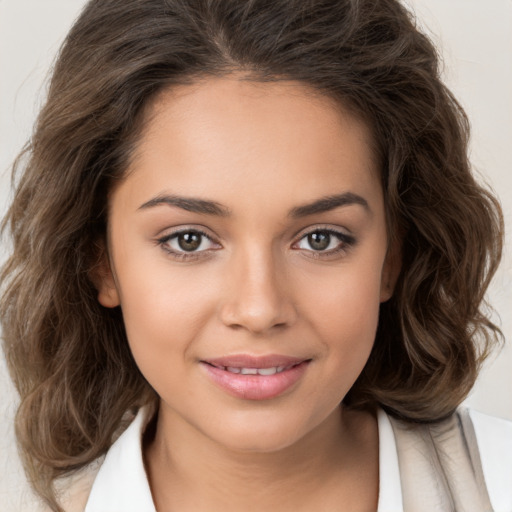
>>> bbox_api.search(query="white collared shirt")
[84,407,512,512]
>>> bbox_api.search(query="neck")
[144,403,379,512]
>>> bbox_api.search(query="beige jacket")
[388,408,494,511]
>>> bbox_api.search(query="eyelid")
[156,226,222,259]
[291,225,356,255]
[292,224,355,242]
[155,224,355,261]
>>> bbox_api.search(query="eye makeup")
[155,224,357,263]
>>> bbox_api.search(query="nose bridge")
[219,241,295,333]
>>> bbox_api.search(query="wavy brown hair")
[1,0,504,510]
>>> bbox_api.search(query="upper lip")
[202,354,310,369]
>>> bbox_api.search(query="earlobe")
[380,238,402,303]
[89,242,121,308]
[97,274,121,308]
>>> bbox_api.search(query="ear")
[89,241,121,308]
[380,236,402,303]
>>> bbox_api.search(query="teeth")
[257,367,278,375]
[223,366,295,375]
[240,368,258,375]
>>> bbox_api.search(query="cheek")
[114,260,218,373]
[297,254,384,371]
[302,257,383,330]
[287,260,383,422]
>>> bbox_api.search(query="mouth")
[203,361,304,375]
[200,355,312,400]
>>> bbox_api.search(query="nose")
[218,248,297,335]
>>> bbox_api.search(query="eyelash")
[292,228,356,258]
[156,227,356,261]
[157,228,219,261]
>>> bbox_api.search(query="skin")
[97,75,399,511]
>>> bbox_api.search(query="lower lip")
[201,361,310,400]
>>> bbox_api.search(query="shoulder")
[56,458,104,512]
[386,407,512,512]
[33,458,104,512]
[45,408,146,512]
[468,408,512,512]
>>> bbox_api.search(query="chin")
[200,408,324,454]
[215,429,302,454]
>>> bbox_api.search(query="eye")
[294,229,355,254]
[158,229,220,256]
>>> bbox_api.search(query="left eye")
[161,230,217,253]
[295,230,348,252]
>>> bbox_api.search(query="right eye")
[157,228,220,259]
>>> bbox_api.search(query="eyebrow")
[138,191,370,217]
[288,192,370,218]
[138,194,231,216]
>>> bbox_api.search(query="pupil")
[178,232,201,251]
[308,231,330,251]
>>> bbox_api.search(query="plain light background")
[1,1,511,510]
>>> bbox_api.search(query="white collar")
[85,407,403,512]
[85,410,155,512]
[376,408,404,512]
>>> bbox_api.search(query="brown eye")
[159,229,219,256]
[307,231,331,251]
[177,231,202,251]
[294,228,355,255]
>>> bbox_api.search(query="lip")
[200,354,311,401]
[204,354,307,369]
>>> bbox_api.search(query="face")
[98,76,398,453]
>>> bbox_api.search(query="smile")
[200,355,311,400]
[209,363,301,375]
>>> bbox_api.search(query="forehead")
[119,76,381,214]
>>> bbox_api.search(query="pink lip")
[200,354,311,401]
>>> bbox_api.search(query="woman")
[1,0,510,511]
